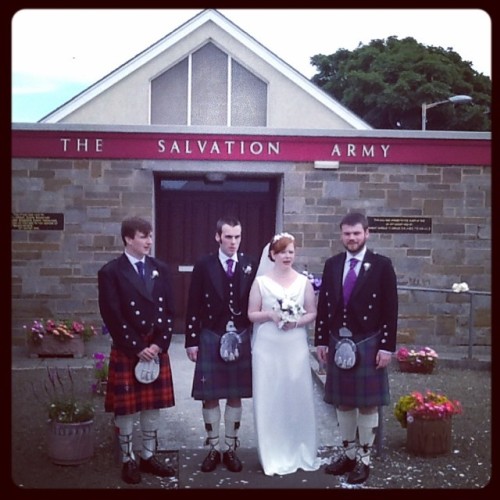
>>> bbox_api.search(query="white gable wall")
[53,21,361,129]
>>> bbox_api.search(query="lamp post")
[421,95,472,130]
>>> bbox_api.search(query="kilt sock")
[337,408,359,460]
[357,411,378,465]
[140,409,160,460]
[115,413,136,463]
[203,406,221,449]
[224,404,242,451]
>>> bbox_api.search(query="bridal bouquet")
[273,297,305,329]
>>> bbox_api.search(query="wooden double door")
[155,175,278,333]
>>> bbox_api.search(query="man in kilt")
[98,217,176,484]
[315,212,398,485]
[185,216,257,473]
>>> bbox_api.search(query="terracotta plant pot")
[398,360,434,374]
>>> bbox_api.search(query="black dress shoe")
[325,455,356,475]
[122,460,141,484]
[346,461,370,484]
[223,449,243,472]
[201,449,221,472]
[140,455,175,477]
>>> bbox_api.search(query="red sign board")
[11,129,490,166]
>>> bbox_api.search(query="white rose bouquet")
[273,297,305,329]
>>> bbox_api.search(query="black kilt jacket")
[184,252,257,348]
[314,249,398,407]
[98,253,175,356]
[184,252,257,401]
[98,254,176,415]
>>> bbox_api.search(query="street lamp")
[421,95,472,130]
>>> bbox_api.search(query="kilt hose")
[324,332,390,408]
[105,347,175,416]
[192,328,252,401]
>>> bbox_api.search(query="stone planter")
[398,360,434,374]
[47,419,95,465]
[27,335,85,358]
[406,417,452,456]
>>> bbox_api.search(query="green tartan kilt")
[191,328,252,401]
[324,331,390,407]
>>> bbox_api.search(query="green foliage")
[311,36,491,130]
[33,367,95,423]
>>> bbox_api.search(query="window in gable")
[151,42,267,126]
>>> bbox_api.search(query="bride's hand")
[268,310,281,325]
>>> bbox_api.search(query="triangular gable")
[40,9,371,129]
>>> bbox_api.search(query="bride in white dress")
[248,232,321,476]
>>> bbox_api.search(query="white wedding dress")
[252,274,321,476]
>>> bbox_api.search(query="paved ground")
[10,333,492,491]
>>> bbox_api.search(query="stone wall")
[12,158,491,348]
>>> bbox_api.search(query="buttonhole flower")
[243,265,253,275]
[152,270,159,279]
[363,262,371,272]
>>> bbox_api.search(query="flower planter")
[398,360,434,374]
[27,335,85,358]
[406,417,452,456]
[47,419,95,465]
[94,380,108,396]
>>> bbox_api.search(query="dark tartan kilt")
[192,328,252,401]
[104,347,175,416]
[324,332,390,408]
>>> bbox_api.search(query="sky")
[11,8,492,123]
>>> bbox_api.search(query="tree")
[310,36,491,131]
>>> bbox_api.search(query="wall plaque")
[368,216,432,234]
[11,212,64,231]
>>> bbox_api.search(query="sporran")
[333,327,357,370]
[134,356,160,383]
[220,321,244,362]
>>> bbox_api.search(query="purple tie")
[343,258,358,305]
[226,258,234,278]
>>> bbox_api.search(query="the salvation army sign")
[11,128,490,166]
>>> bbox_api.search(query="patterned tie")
[135,261,146,281]
[343,258,358,305]
[226,258,234,278]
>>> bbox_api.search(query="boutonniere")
[243,265,253,275]
[151,270,159,279]
[363,262,371,272]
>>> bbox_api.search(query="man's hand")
[316,345,328,364]
[186,346,198,362]
[376,350,392,369]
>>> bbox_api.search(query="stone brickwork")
[12,158,491,349]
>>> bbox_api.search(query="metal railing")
[397,285,491,360]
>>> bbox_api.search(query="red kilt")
[324,332,390,407]
[192,328,252,401]
[105,347,175,416]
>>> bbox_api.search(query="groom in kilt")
[185,216,257,473]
